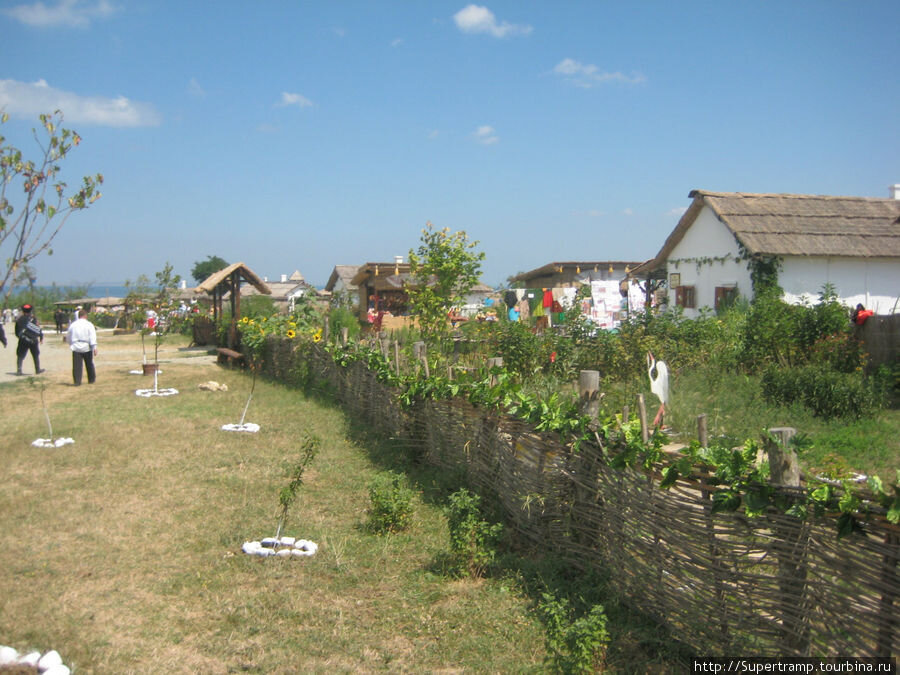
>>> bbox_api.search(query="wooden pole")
[323,316,330,343]
[766,427,799,487]
[637,393,648,444]
[394,340,400,377]
[764,426,809,655]
[413,341,429,378]
[486,357,503,387]
[697,413,708,448]
[579,370,600,429]
[341,326,349,347]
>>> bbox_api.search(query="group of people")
[0,304,99,385]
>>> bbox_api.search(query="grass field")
[0,334,555,673]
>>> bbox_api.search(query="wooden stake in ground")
[30,378,74,448]
[222,367,260,432]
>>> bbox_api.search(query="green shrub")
[489,320,543,377]
[538,593,610,674]
[760,365,884,420]
[328,306,361,343]
[365,471,415,534]
[445,488,503,578]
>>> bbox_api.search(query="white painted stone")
[38,649,63,669]
[0,646,19,665]
[19,651,41,666]
[43,665,71,675]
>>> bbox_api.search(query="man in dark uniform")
[14,304,44,375]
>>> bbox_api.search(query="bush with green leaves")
[327,305,361,343]
[760,364,885,420]
[538,593,610,674]
[365,470,415,534]
[444,488,504,578]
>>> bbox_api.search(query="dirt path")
[0,323,216,385]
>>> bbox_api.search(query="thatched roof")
[325,265,361,292]
[195,262,271,295]
[653,190,900,266]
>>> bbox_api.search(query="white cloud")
[2,0,117,28]
[391,38,403,47]
[0,78,160,127]
[623,208,634,216]
[428,129,440,140]
[278,92,313,108]
[473,125,499,145]
[553,58,646,88]
[188,78,205,98]
[667,206,688,217]
[453,5,532,38]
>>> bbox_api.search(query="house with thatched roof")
[642,188,900,317]
[242,269,313,312]
[324,265,361,307]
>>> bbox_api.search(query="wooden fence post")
[341,326,348,347]
[766,427,800,487]
[394,340,401,377]
[877,533,899,657]
[637,393,649,444]
[697,413,708,448]
[323,316,330,343]
[486,357,503,387]
[579,370,600,429]
[413,341,429,378]
[764,426,809,655]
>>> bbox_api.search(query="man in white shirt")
[66,309,98,385]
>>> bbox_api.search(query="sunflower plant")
[239,306,324,363]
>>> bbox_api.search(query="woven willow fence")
[260,337,899,658]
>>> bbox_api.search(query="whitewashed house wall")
[781,257,900,314]
[665,207,751,317]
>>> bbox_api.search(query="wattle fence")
[259,337,899,658]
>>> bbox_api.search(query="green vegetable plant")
[364,470,416,534]
[538,593,610,674]
[444,488,504,578]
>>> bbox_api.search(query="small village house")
[324,265,361,307]
[242,270,312,313]
[642,188,900,318]
[350,257,413,322]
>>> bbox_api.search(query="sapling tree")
[407,222,485,342]
[274,433,321,539]
[148,261,181,365]
[0,111,103,305]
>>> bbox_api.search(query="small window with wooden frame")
[674,285,696,309]
[715,285,738,311]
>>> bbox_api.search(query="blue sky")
[2,1,898,288]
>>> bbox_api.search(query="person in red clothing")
[851,303,874,325]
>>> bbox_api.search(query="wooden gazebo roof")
[195,263,271,348]
[195,262,270,295]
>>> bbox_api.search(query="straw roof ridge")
[195,262,271,295]
[650,190,900,264]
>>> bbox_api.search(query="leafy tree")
[407,222,485,340]
[191,254,229,284]
[0,111,103,305]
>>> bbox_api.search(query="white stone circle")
[242,536,318,558]
[31,437,75,448]
[135,388,179,397]
[0,645,70,674]
[221,422,260,433]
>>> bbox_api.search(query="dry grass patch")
[0,334,546,673]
